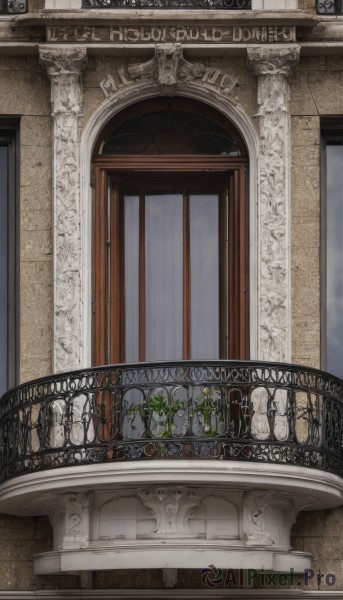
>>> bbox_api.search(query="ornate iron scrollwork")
[0,0,27,12]
[82,0,251,8]
[317,0,343,13]
[1,360,343,483]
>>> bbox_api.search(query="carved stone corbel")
[243,490,275,546]
[39,47,88,373]
[247,46,300,362]
[62,492,91,549]
[129,43,206,94]
[138,486,200,537]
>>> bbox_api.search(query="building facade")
[0,0,343,597]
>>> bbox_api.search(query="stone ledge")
[14,10,318,26]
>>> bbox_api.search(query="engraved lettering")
[261,27,268,43]
[151,28,161,42]
[110,26,124,42]
[48,27,69,42]
[75,27,92,42]
[126,28,140,42]
[220,74,238,95]
[91,27,101,42]
[176,27,187,42]
[212,28,222,41]
[117,67,133,86]
[190,28,199,40]
[203,69,221,85]
[100,74,118,98]
[141,27,152,41]
[203,28,213,42]
[47,25,297,45]
[233,27,242,42]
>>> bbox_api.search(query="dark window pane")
[0,146,8,394]
[326,145,343,379]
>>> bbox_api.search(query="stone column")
[248,46,300,362]
[39,46,87,373]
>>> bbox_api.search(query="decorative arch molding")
[80,72,260,368]
[39,44,298,371]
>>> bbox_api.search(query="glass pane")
[102,110,241,156]
[0,146,8,394]
[124,196,139,363]
[190,194,219,359]
[327,145,343,378]
[145,193,183,361]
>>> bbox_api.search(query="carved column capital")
[247,46,300,78]
[39,46,88,114]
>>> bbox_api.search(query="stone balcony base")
[34,543,312,575]
[0,461,341,575]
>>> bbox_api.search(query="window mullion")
[139,191,146,362]
[183,189,191,360]
[219,187,229,359]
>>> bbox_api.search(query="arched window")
[92,98,249,364]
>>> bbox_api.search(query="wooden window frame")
[92,154,249,366]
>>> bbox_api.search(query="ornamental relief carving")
[40,47,88,373]
[62,492,91,549]
[138,487,201,537]
[99,44,238,98]
[248,46,300,362]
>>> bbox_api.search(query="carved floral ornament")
[100,44,238,98]
[247,46,300,362]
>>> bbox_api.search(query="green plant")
[129,393,183,438]
[194,387,224,437]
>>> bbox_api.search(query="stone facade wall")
[0,57,76,592]
[0,43,342,592]
[9,57,54,384]
[299,0,316,11]
[290,55,343,593]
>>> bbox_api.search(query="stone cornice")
[14,10,318,27]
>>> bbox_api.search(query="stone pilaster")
[248,46,300,362]
[39,46,87,373]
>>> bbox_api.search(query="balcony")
[0,360,342,576]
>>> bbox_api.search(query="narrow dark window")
[0,127,18,394]
[322,124,343,379]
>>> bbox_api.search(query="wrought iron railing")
[317,0,343,13]
[1,361,343,483]
[82,0,251,9]
[0,0,26,12]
